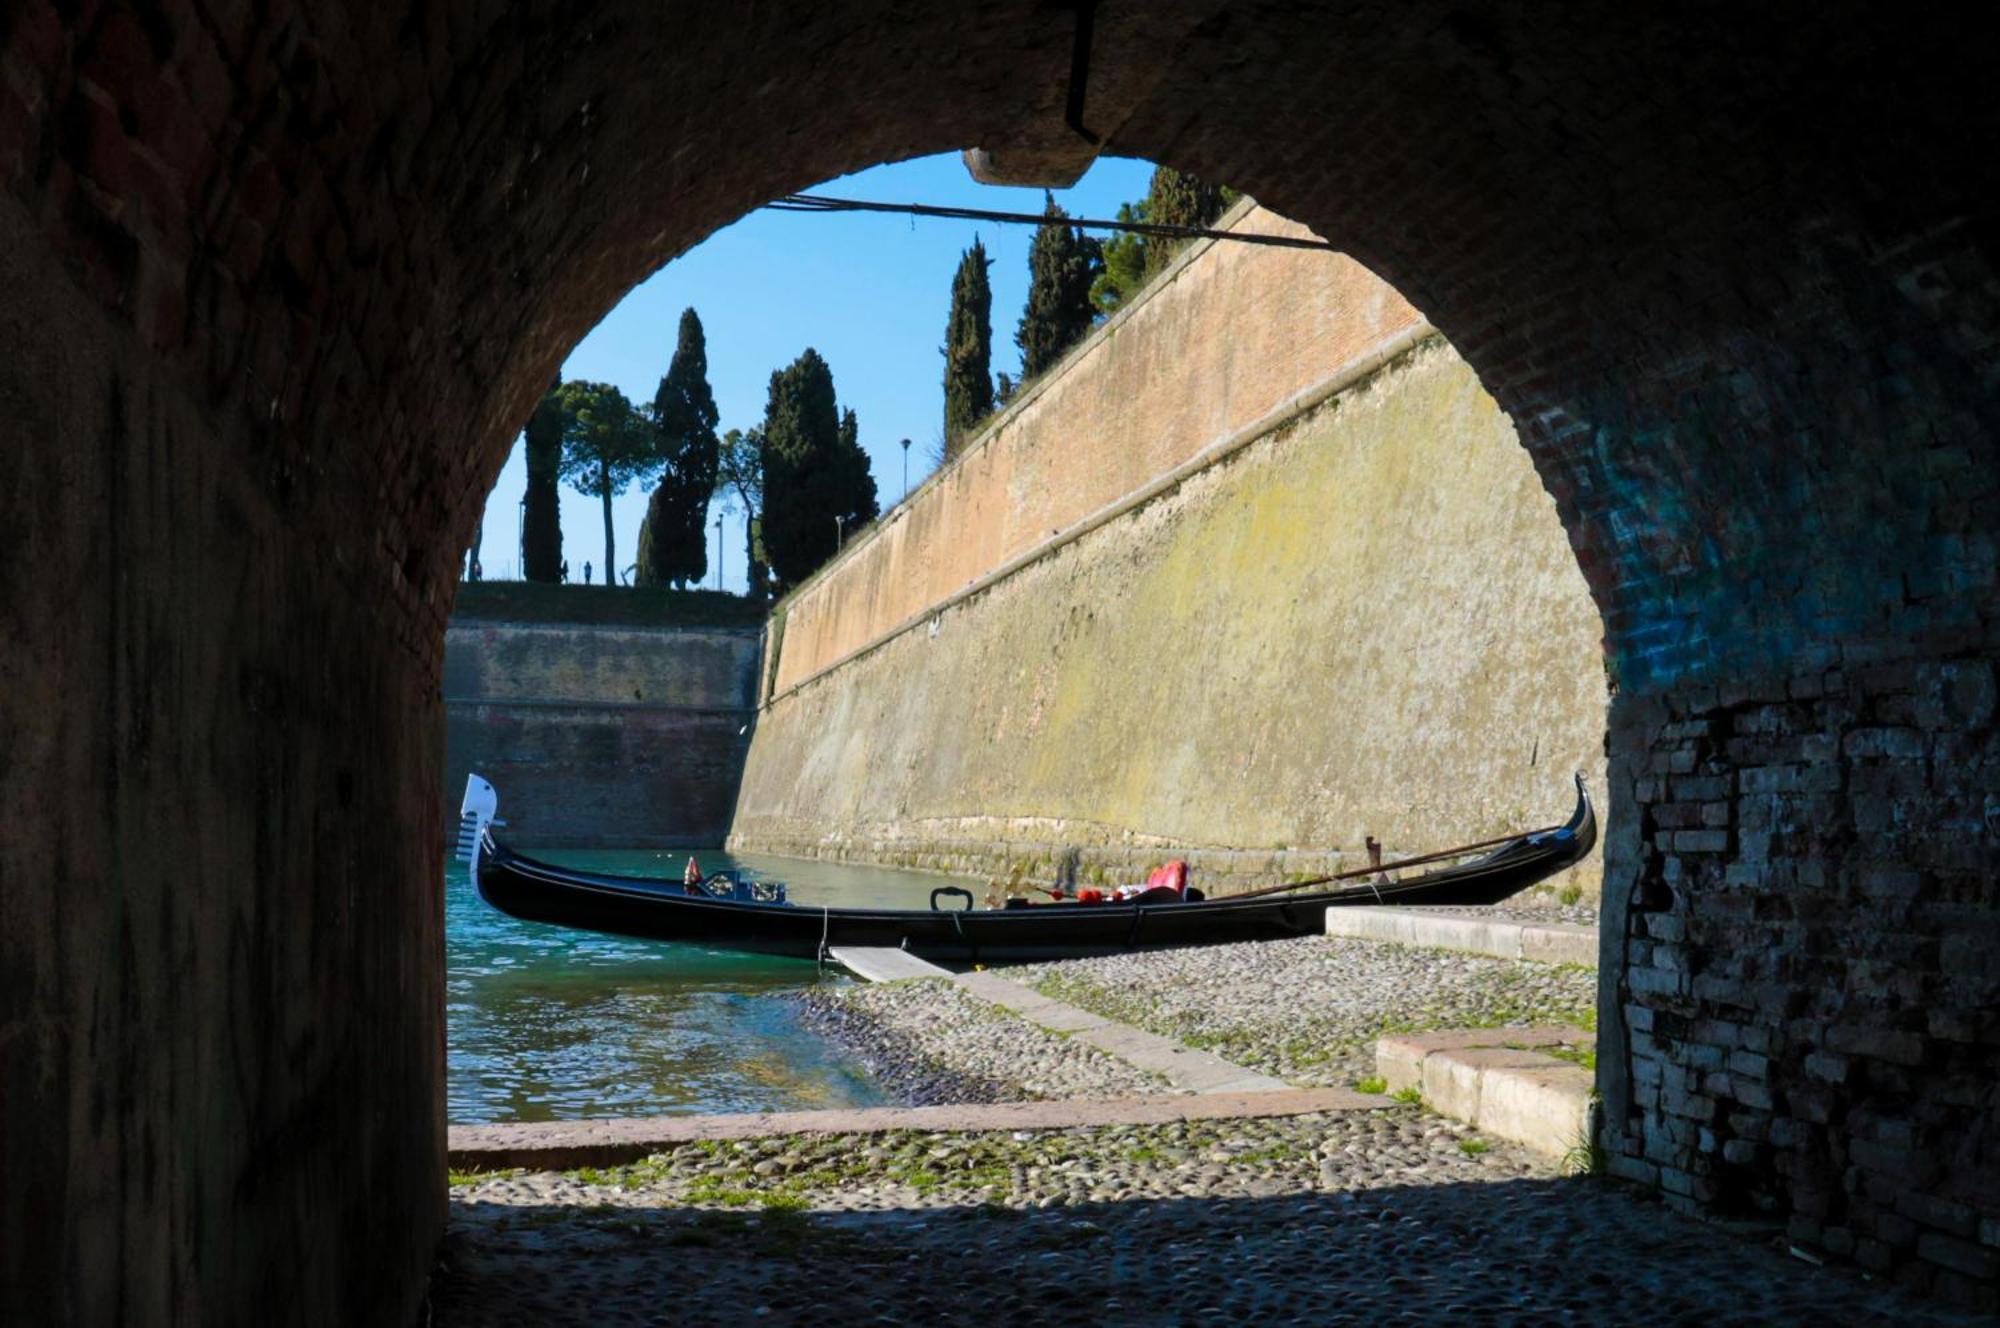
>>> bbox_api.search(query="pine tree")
[553,380,662,584]
[759,350,877,592]
[1015,194,1104,381]
[1089,201,1151,315]
[717,427,769,598]
[521,377,564,582]
[641,308,721,588]
[942,236,994,459]
[1088,168,1236,314]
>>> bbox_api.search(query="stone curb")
[448,1088,1377,1172]
[1376,1026,1596,1161]
[1324,907,1597,966]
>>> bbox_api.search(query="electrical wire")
[763,193,1338,252]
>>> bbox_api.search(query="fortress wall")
[735,272,1608,894]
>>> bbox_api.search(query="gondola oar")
[1214,821,1572,903]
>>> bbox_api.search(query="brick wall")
[736,242,1606,897]
[443,621,761,847]
[1602,646,2000,1306]
[771,203,1428,691]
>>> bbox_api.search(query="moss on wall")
[731,342,1608,897]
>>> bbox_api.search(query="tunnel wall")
[4,1,1996,1315]
[443,621,759,847]
[733,210,1608,894]
[0,179,443,1320]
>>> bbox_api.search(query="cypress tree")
[759,350,877,592]
[633,484,670,587]
[942,236,994,459]
[1140,166,1232,280]
[643,308,721,588]
[1015,194,1103,381]
[835,406,879,531]
[521,377,564,582]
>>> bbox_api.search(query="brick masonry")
[1601,650,2000,1308]
[2,2,1996,1321]
[733,316,1607,897]
[442,620,760,847]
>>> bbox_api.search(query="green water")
[446,848,966,1124]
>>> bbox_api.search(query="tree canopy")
[759,349,877,592]
[554,379,663,583]
[717,426,770,598]
[1016,194,1103,381]
[521,376,564,582]
[1089,167,1237,315]
[1089,201,1151,316]
[1143,166,1232,260]
[637,308,722,588]
[942,236,994,459]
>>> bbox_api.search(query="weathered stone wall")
[772,205,1427,693]
[734,225,1608,896]
[0,175,443,1322]
[443,621,759,847]
[1599,640,2000,1300]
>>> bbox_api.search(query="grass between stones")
[537,1119,1342,1213]
[1017,938,1597,1087]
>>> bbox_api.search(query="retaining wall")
[733,209,1608,895]
[444,621,760,846]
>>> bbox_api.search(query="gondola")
[455,773,1595,963]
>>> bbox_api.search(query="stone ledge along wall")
[733,205,1608,896]
[444,621,761,847]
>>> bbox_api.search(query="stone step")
[1376,1026,1596,1162]
[1324,906,1597,966]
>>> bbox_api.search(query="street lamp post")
[900,437,911,501]
[834,513,846,551]
[715,512,724,592]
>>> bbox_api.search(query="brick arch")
[2,3,1995,1321]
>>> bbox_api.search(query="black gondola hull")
[472,780,1595,963]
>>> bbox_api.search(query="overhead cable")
[763,193,1338,252]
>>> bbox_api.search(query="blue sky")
[471,152,1160,588]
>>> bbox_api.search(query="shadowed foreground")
[432,1113,1972,1327]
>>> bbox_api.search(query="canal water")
[446,848,967,1124]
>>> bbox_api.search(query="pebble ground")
[793,976,1170,1103]
[1005,935,1598,1087]
[433,930,1977,1325]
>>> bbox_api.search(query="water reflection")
[446,848,969,1124]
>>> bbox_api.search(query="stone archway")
[2,3,1994,1320]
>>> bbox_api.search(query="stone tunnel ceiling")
[1,1,1995,1321]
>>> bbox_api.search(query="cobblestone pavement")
[1004,935,1598,1087]
[793,977,1171,1103]
[432,1107,1975,1327]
